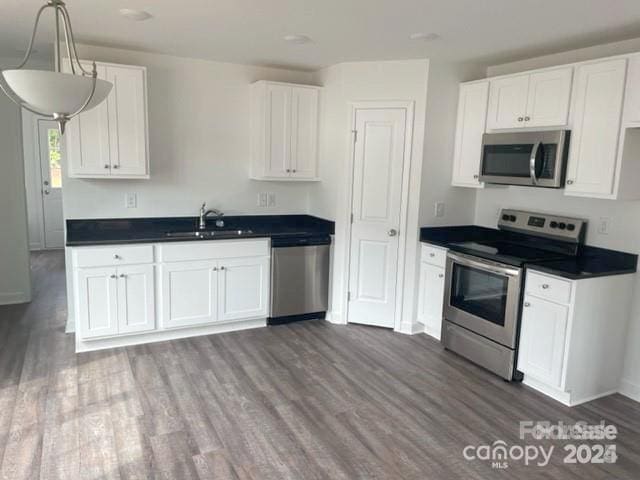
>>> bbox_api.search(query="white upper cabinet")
[65,61,149,179]
[451,81,489,187]
[251,81,320,181]
[622,55,640,126]
[565,59,627,198]
[486,75,529,129]
[486,67,572,130]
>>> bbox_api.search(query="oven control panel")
[498,209,586,243]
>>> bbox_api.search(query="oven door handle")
[529,141,541,185]
[447,252,521,277]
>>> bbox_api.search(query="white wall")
[477,38,640,401]
[63,45,317,219]
[309,59,430,332]
[0,85,31,304]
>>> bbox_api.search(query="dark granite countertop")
[420,225,637,280]
[66,215,335,246]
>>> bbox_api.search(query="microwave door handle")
[529,141,541,185]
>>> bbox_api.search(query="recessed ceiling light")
[119,8,153,21]
[283,34,313,45]
[409,32,440,42]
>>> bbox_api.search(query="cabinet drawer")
[73,245,154,268]
[421,244,447,268]
[526,271,572,304]
[159,239,269,262]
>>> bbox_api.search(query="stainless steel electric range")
[441,209,587,380]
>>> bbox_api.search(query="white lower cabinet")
[218,257,270,322]
[161,260,219,329]
[517,295,568,387]
[71,239,271,351]
[417,243,447,340]
[517,270,634,406]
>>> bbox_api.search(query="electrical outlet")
[434,202,445,218]
[267,192,276,207]
[597,217,610,235]
[257,193,268,208]
[125,193,137,208]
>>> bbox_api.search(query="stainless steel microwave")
[479,130,570,188]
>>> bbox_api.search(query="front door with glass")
[38,119,64,249]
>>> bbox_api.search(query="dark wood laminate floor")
[0,251,639,479]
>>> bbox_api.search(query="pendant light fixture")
[0,0,112,134]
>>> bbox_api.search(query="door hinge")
[352,129,358,143]
[350,213,354,224]
[347,291,351,302]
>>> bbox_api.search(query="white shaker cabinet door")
[486,75,529,130]
[290,87,319,179]
[76,267,119,339]
[565,59,627,197]
[525,67,573,127]
[517,295,569,388]
[264,83,292,178]
[451,81,489,187]
[117,264,156,335]
[161,261,219,329]
[218,257,270,322]
[418,261,446,340]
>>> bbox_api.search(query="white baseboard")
[397,321,424,335]
[0,292,31,305]
[65,316,75,333]
[619,378,640,403]
[325,311,346,325]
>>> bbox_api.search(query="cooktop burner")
[450,240,569,266]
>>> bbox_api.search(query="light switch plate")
[125,193,137,208]
[435,202,445,218]
[257,192,268,208]
[267,193,276,207]
[597,217,610,235]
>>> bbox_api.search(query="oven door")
[443,252,522,348]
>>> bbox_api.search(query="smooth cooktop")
[449,240,568,266]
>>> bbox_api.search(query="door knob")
[566,180,574,185]
[388,229,398,237]
[43,180,49,186]
[43,189,50,195]
[524,302,531,307]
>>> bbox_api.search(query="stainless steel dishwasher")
[268,235,331,325]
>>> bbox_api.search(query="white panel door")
[264,84,292,177]
[348,108,408,328]
[418,262,445,340]
[565,59,627,197]
[106,65,148,176]
[451,81,489,187]
[64,62,111,177]
[37,120,64,248]
[517,295,569,387]
[77,267,119,339]
[117,264,156,334]
[218,257,269,322]
[486,75,529,130]
[290,87,319,179]
[525,68,573,127]
[161,261,218,329]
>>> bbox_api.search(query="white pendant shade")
[2,69,112,115]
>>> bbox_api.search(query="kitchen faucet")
[199,203,224,229]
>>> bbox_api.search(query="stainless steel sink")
[165,229,253,239]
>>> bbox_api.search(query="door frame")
[342,100,415,331]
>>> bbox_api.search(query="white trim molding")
[619,378,640,402]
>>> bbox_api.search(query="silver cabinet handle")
[541,284,550,289]
[388,229,398,237]
[566,180,574,185]
[43,190,50,195]
[524,302,531,307]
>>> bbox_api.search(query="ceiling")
[2,0,640,71]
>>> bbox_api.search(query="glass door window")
[46,128,62,188]
[450,264,508,326]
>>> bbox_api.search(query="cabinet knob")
[110,274,117,279]
[518,117,524,122]
[524,116,530,121]
[429,253,435,257]
[113,254,121,260]
[473,174,479,179]
[213,267,218,271]
[286,169,291,173]
[113,165,119,169]
[566,180,574,185]
[541,284,550,289]
[524,302,531,307]
[220,266,225,270]
[292,169,296,173]
[438,273,444,278]
[119,274,127,278]
[104,164,110,169]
